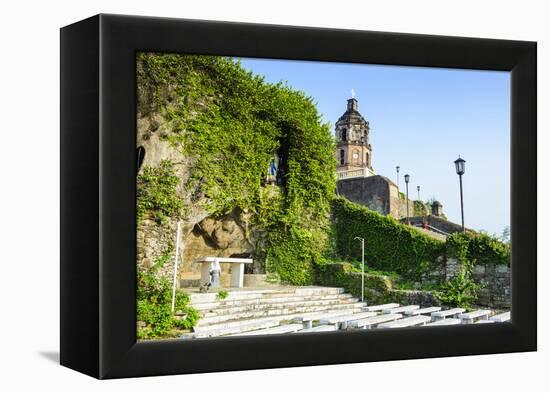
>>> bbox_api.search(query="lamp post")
[454,156,466,232]
[404,174,410,224]
[417,185,420,201]
[396,166,400,189]
[354,236,365,303]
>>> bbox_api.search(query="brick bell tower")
[335,96,374,174]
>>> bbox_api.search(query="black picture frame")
[60,14,537,379]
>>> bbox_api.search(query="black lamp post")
[396,166,400,189]
[454,156,466,232]
[404,174,410,224]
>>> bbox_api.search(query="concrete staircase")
[184,286,367,337]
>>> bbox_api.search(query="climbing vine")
[137,53,336,284]
[137,160,185,223]
[330,197,446,280]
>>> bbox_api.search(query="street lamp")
[417,185,420,201]
[396,166,400,189]
[454,156,466,232]
[404,174,410,224]
[354,236,365,303]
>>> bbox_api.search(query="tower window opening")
[339,149,345,165]
[341,128,347,141]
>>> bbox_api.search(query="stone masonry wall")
[421,258,511,309]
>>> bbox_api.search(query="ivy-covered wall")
[137,53,336,285]
[330,197,446,280]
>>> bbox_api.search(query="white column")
[230,263,245,287]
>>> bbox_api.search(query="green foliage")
[216,290,228,300]
[137,53,336,285]
[434,259,484,310]
[446,231,510,266]
[330,197,446,280]
[137,249,199,339]
[413,200,429,216]
[137,160,184,223]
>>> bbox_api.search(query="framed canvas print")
[60,14,536,379]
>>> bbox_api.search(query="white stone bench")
[431,308,466,321]
[475,319,495,324]
[490,312,511,322]
[377,315,431,329]
[295,325,337,333]
[459,310,492,324]
[364,303,400,312]
[233,323,303,336]
[194,257,253,288]
[383,305,420,314]
[347,313,403,329]
[293,310,352,329]
[424,318,462,327]
[404,306,441,316]
[319,311,378,329]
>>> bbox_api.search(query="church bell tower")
[335,96,374,174]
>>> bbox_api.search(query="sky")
[239,58,510,236]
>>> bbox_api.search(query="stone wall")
[336,175,413,219]
[473,264,511,309]
[421,258,511,309]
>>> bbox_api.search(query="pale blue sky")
[239,58,510,235]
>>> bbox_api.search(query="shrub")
[434,258,484,310]
[137,251,199,339]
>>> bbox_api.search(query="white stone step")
[460,310,492,324]
[195,296,359,316]
[364,303,400,312]
[196,302,366,326]
[377,315,431,329]
[431,308,466,321]
[230,324,304,336]
[190,319,280,338]
[475,319,495,324]
[490,312,511,322]
[193,293,354,311]
[189,287,344,304]
[295,325,337,333]
[383,305,420,314]
[424,318,462,326]
[347,313,403,329]
[404,306,441,316]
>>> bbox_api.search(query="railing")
[336,167,375,180]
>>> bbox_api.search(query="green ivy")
[446,231,510,266]
[137,53,336,285]
[137,160,185,223]
[330,197,446,280]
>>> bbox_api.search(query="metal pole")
[459,174,465,232]
[406,182,410,225]
[171,220,182,313]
